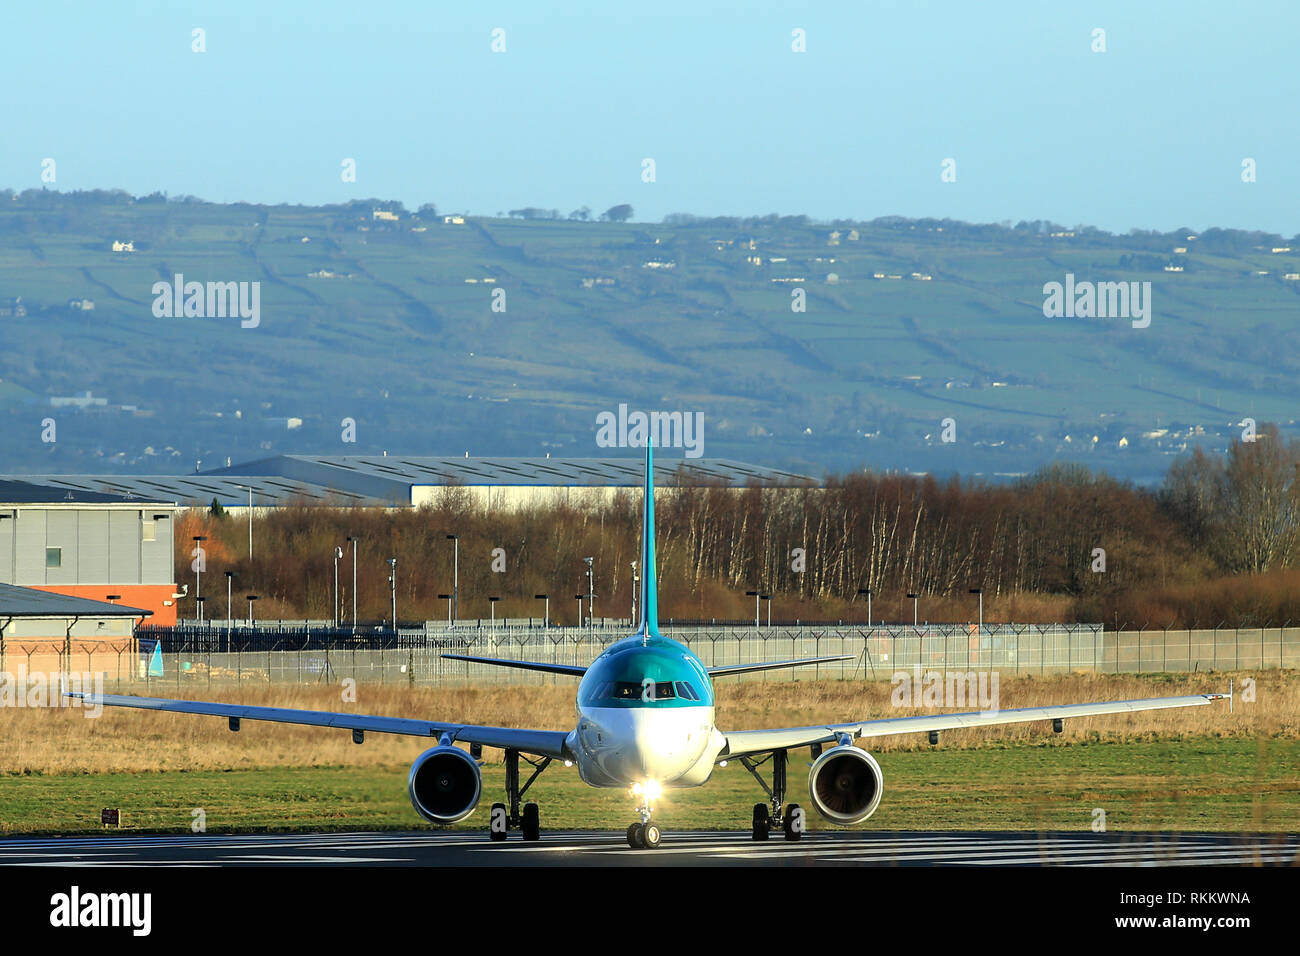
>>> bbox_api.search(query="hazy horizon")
[4,1,1297,235]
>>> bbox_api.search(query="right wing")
[68,693,573,760]
[720,693,1230,759]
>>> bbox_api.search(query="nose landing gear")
[626,788,663,849]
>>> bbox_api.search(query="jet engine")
[408,745,482,824]
[807,745,884,825]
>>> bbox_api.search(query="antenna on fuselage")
[639,437,659,644]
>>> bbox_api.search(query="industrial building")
[6,454,816,512]
[0,479,179,626]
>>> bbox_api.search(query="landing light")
[642,780,662,802]
[719,760,727,767]
[564,760,573,767]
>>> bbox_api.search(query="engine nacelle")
[808,745,884,825]
[408,745,482,824]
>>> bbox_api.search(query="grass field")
[1,672,1296,835]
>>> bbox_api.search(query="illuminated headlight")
[642,780,662,802]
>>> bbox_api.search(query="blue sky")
[4,1,1297,234]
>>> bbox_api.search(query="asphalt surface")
[0,829,1295,866]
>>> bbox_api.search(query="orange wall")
[27,584,177,626]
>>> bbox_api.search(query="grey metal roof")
[0,583,152,618]
[201,454,816,488]
[1,455,815,508]
[1,475,381,507]
[0,478,173,506]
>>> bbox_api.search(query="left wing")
[441,654,586,677]
[708,655,854,677]
[67,693,573,759]
[720,693,1230,760]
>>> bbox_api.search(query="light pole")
[439,593,453,627]
[858,588,873,628]
[195,596,205,623]
[225,571,235,639]
[192,535,206,623]
[387,557,397,630]
[333,546,343,627]
[246,594,259,626]
[575,594,585,628]
[907,592,919,628]
[535,593,549,629]
[584,557,594,628]
[246,486,253,558]
[746,590,760,628]
[762,594,772,626]
[446,534,459,625]
[970,587,983,653]
[489,596,500,636]
[347,536,358,630]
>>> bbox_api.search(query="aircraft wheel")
[522,801,540,841]
[783,803,804,841]
[627,822,646,848]
[752,803,770,841]
[642,823,662,849]
[489,802,508,841]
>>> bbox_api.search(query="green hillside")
[1,189,1297,481]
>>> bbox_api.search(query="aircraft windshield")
[586,680,702,703]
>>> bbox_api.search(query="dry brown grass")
[2,671,1292,776]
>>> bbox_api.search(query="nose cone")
[594,707,708,784]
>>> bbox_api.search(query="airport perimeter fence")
[79,622,1300,691]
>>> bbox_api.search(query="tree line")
[175,429,1300,629]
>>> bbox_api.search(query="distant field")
[0,672,1294,835]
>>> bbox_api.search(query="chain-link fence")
[83,622,1300,691]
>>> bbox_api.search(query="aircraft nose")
[628,709,698,778]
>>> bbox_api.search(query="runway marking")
[827,847,1299,866]
[0,830,1294,866]
[224,854,405,863]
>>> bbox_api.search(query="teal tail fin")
[639,438,660,635]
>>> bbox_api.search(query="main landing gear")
[626,784,663,849]
[488,748,551,842]
[739,749,805,841]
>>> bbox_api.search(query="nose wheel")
[626,790,663,850]
[627,821,662,849]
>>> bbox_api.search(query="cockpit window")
[582,675,706,704]
[588,680,679,702]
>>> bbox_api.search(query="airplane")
[70,440,1231,850]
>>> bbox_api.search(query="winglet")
[639,437,659,639]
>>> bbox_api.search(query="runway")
[0,830,1295,867]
